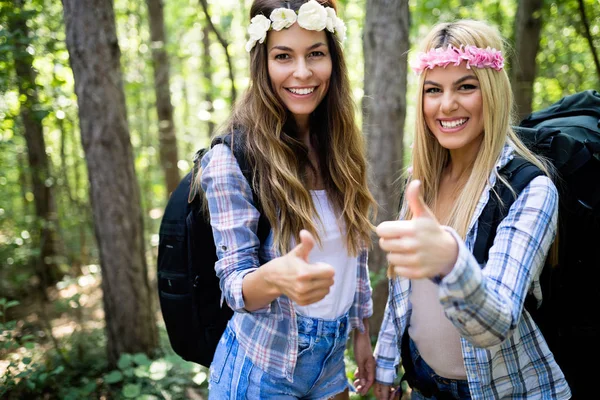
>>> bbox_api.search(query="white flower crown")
[245,0,347,52]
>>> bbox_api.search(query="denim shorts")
[208,313,352,399]
[408,337,471,400]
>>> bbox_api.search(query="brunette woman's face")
[266,23,332,128]
[422,64,485,156]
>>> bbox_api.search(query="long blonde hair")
[200,0,376,255]
[409,19,551,238]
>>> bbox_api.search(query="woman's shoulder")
[201,141,236,167]
[525,174,557,194]
[199,141,246,189]
[512,175,558,221]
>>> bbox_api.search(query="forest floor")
[2,269,208,399]
[3,271,410,399]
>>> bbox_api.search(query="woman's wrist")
[261,258,285,298]
[355,318,371,338]
[439,229,459,277]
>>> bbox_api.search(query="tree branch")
[198,0,237,103]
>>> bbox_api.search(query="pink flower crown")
[411,45,504,75]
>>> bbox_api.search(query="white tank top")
[293,190,357,320]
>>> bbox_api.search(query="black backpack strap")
[188,148,208,204]
[472,157,545,265]
[210,132,271,243]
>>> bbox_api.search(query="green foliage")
[0,296,208,400]
[534,0,600,109]
[101,351,207,399]
[410,0,516,38]
[344,337,408,399]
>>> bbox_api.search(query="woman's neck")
[294,115,310,143]
[444,158,474,183]
[446,137,482,181]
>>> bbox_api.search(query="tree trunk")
[363,0,410,338]
[61,0,158,366]
[145,0,180,197]
[9,1,62,289]
[577,0,600,83]
[512,0,543,122]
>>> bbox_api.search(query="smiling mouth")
[287,87,316,95]
[439,118,468,128]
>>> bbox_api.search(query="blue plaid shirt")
[374,145,571,399]
[201,143,373,381]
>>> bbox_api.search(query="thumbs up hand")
[405,179,436,220]
[275,230,335,306]
[291,229,315,263]
[376,180,458,279]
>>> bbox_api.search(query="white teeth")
[288,87,315,95]
[440,118,467,128]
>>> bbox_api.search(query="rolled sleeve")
[358,248,374,320]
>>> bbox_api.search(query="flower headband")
[411,45,505,75]
[245,0,347,52]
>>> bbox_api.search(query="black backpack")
[157,133,270,367]
[473,89,600,399]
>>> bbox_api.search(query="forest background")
[0,0,598,398]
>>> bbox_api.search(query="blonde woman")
[373,20,571,399]
[200,0,377,398]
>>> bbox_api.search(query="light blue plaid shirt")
[201,143,373,382]
[374,144,571,399]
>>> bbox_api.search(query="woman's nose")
[293,59,313,80]
[440,92,459,114]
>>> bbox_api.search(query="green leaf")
[117,354,134,370]
[122,383,141,398]
[132,353,151,366]
[134,365,149,378]
[104,370,123,384]
[149,360,169,381]
[24,342,35,349]
[22,357,32,365]
[5,300,19,309]
[51,365,65,375]
[82,381,97,394]
[192,371,207,386]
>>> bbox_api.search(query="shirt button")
[221,245,227,251]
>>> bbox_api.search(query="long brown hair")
[203,0,376,255]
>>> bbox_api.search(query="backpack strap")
[209,132,271,244]
[472,157,545,265]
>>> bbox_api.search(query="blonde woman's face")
[266,23,332,130]
[422,64,484,156]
